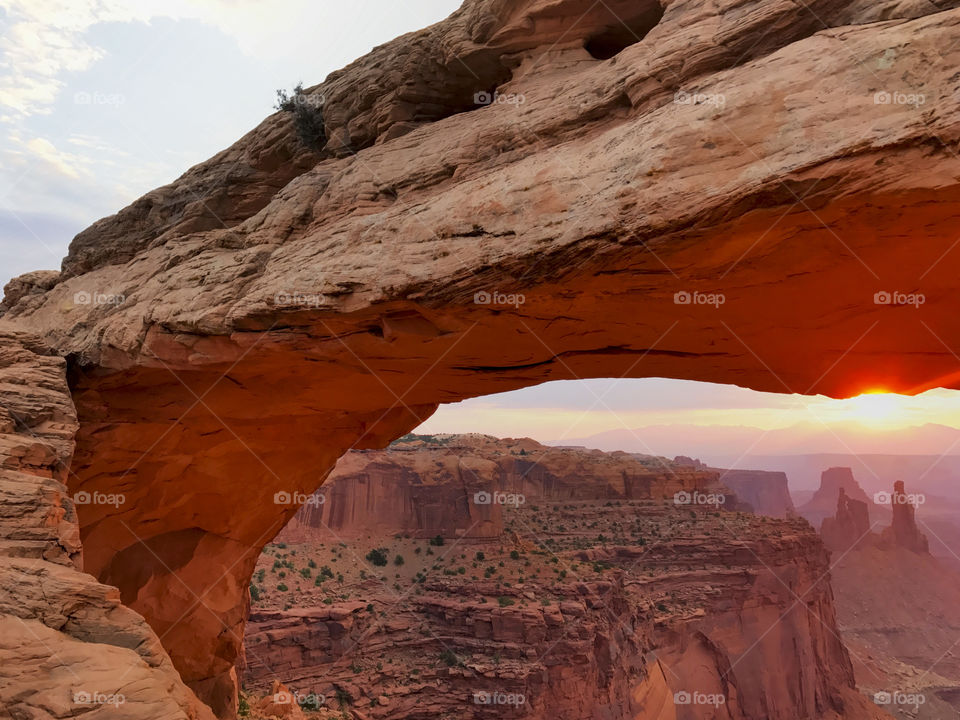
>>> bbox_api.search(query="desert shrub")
[394,554,404,566]
[429,535,444,546]
[475,551,485,561]
[277,583,288,592]
[275,82,326,150]
[249,584,260,601]
[440,649,459,667]
[497,596,515,607]
[366,548,389,566]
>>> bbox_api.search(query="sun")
[836,390,906,425]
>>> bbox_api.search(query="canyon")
[798,466,960,719]
[242,435,888,720]
[0,0,959,716]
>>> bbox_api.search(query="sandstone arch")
[3,0,960,716]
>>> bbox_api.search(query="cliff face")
[245,469,889,720]
[280,435,717,542]
[0,330,213,720]
[821,487,873,553]
[713,468,796,518]
[800,468,875,528]
[0,0,959,713]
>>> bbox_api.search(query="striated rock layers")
[279,434,717,542]
[243,444,889,720]
[0,330,214,720]
[1,0,960,712]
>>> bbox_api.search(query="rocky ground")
[239,437,889,720]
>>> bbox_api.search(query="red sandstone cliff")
[799,468,875,528]
[245,439,891,720]
[0,330,214,720]
[280,434,717,543]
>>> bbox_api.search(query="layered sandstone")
[0,330,213,720]
[280,434,717,542]
[0,0,959,712]
[246,491,890,720]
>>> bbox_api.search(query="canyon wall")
[0,0,959,713]
[713,468,796,518]
[0,330,213,720]
[279,434,717,542]
[243,444,889,719]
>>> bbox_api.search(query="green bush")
[366,548,389,567]
[249,584,260,602]
[394,554,405,566]
[429,535,444,546]
[277,583,288,592]
[274,83,326,150]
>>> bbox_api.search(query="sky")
[5,0,960,455]
[0,0,463,281]
[415,379,960,451]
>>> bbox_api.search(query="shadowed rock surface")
[0,330,214,720]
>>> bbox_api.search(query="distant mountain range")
[561,421,960,460]
[557,422,960,494]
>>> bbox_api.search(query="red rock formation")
[0,0,958,711]
[711,468,796,518]
[799,468,875,529]
[280,434,717,543]
[821,487,875,553]
[244,487,889,720]
[0,330,214,720]
[879,481,929,554]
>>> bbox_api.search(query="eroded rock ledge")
[1,0,959,714]
[0,330,213,720]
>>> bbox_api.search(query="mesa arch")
[3,0,960,716]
